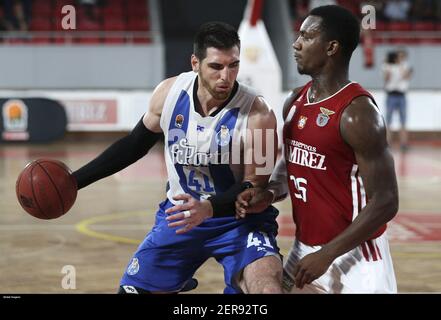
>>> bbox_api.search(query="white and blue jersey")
[161,71,255,203]
[120,72,280,293]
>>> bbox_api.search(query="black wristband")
[208,181,254,217]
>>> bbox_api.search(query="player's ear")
[191,54,199,72]
[327,40,339,57]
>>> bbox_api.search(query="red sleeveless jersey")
[283,81,387,246]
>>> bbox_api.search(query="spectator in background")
[77,0,106,22]
[383,0,410,21]
[1,0,31,31]
[410,0,438,22]
[383,49,413,151]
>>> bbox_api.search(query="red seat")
[419,38,441,44]
[132,37,151,44]
[127,0,148,8]
[102,9,124,20]
[76,19,101,43]
[374,21,388,31]
[53,36,69,44]
[103,37,126,44]
[75,37,102,44]
[103,19,126,31]
[388,38,415,44]
[127,4,148,17]
[78,19,101,31]
[103,4,125,17]
[387,22,412,31]
[30,37,52,44]
[5,38,28,45]
[29,18,52,31]
[32,0,52,17]
[127,18,149,31]
[412,22,435,31]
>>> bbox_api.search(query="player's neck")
[193,78,238,117]
[197,90,227,115]
[309,68,350,103]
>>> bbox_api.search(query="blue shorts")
[386,93,407,126]
[120,199,280,293]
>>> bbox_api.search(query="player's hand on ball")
[165,193,213,234]
[235,188,273,219]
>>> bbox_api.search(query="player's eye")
[209,64,223,70]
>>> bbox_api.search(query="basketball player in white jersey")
[72,22,283,294]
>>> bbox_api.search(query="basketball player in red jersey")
[235,5,399,293]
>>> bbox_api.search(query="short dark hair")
[193,22,240,61]
[309,5,360,60]
[387,51,398,64]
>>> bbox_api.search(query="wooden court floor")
[1,139,440,293]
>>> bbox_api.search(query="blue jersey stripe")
[168,90,200,199]
[208,108,240,193]
[168,90,190,146]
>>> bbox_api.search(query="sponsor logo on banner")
[2,99,29,141]
[62,99,117,124]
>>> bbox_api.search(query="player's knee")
[261,283,283,294]
[243,274,283,294]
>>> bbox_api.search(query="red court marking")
[277,212,441,243]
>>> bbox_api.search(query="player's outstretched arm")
[73,77,177,190]
[292,96,399,289]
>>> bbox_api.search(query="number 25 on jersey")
[290,175,307,202]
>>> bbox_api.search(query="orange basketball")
[16,159,77,219]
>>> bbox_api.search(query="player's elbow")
[381,189,399,221]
